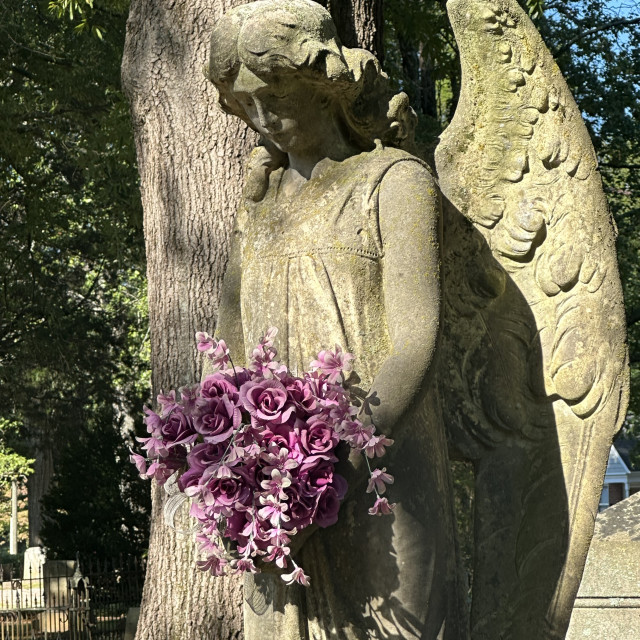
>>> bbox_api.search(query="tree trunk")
[122,0,384,636]
[121,0,256,637]
[317,0,384,61]
[27,438,53,546]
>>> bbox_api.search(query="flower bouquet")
[130,328,394,586]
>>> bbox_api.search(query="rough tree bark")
[317,0,384,62]
[121,0,256,637]
[28,440,53,546]
[122,0,382,637]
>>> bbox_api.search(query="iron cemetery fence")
[0,556,145,640]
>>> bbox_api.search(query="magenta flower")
[363,435,394,458]
[299,416,339,456]
[193,395,241,444]
[130,452,148,477]
[281,564,310,586]
[131,328,395,585]
[310,344,354,383]
[285,378,317,415]
[366,467,394,495]
[200,373,239,401]
[196,554,228,577]
[260,469,292,500]
[314,487,341,528]
[240,379,295,424]
[160,410,198,447]
[368,497,396,516]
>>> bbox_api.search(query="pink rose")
[160,410,198,447]
[300,416,339,456]
[194,395,241,444]
[240,379,295,424]
[201,373,239,401]
[313,486,341,528]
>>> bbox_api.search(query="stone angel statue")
[206,1,629,639]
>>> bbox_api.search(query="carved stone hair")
[208,0,416,152]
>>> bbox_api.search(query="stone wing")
[434,0,629,637]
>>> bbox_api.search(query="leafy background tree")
[0,0,150,558]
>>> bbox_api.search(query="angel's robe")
[236,145,465,640]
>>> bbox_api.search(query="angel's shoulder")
[361,144,437,196]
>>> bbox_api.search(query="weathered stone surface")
[207,0,629,638]
[567,494,640,639]
[436,0,629,637]
[22,546,46,580]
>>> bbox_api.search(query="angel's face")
[230,65,338,156]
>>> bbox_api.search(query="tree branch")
[554,17,640,56]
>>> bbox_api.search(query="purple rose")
[313,486,341,528]
[202,476,251,510]
[194,396,240,444]
[284,378,317,416]
[283,482,317,530]
[177,466,204,494]
[201,373,239,401]
[300,416,339,456]
[187,442,227,471]
[160,410,198,447]
[262,418,302,452]
[298,458,335,497]
[240,379,295,424]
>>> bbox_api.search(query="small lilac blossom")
[260,469,292,501]
[157,390,179,415]
[136,436,168,460]
[258,495,290,527]
[363,435,394,459]
[368,497,396,516]
[310,344,354,383]
[143,406,163,436]
[130,452,148,477]
[281,564,310,586]
[366,468,394,495]
[196,331,215,353]
[197,554,228,577]
[266,543,291,568]
[232,557,258,574]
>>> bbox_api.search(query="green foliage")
[0,0,150,556]
[0,419,34,481]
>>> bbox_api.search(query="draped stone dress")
[236,145,464,640]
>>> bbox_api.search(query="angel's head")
[208,0,415,153]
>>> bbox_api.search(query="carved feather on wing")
[434,0,629,636]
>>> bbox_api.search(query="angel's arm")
[366,161,442,438]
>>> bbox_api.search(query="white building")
[599,438,640,510]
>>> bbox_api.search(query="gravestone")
[23,546,46,581]
[567,493,640,639]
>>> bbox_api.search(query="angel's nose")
[254,100,279,131]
